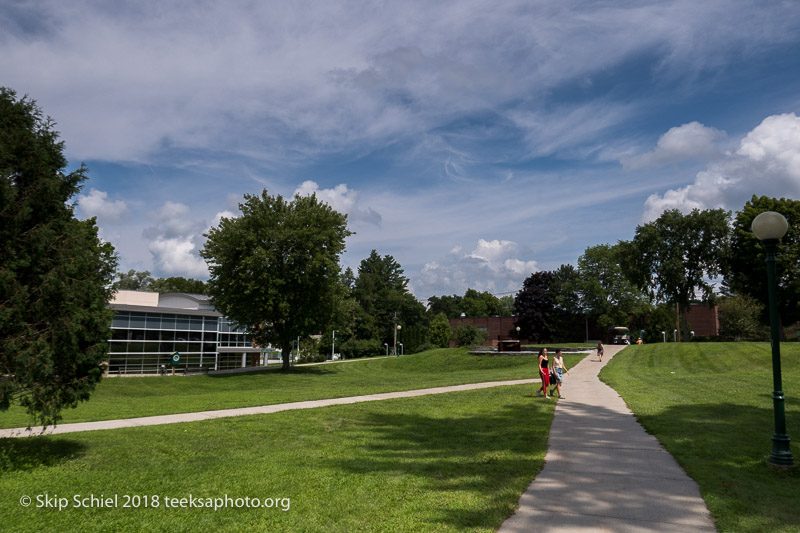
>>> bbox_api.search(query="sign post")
[170,352,181,376]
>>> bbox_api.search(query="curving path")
[499,345,716,532]
[0,379,537,438]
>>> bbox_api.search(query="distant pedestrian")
[537,348,550,398]
[550,349,570,399]
[596,341,604,362]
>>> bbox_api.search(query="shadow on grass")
[0,437,87,473]
[205,364,337,378]
[329,402,550,530]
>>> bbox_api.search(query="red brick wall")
[448,316,522,346]
[685,304,719,337]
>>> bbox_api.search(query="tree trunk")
[281,341,292,371]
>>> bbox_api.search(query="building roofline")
[108,304,222,318]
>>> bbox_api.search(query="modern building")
[107,290,263,375]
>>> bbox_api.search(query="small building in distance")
[107,290,264,375]
[684,303,720,337]
[448,316,522,347]
[448,302,720,347]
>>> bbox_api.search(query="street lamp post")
[399,343,403,356]
[395,325,402,357]
[752,211,795,467]
[662,331,666,343]
[384,343,388,356]
[674,329,678,343]
[332,330,336,361]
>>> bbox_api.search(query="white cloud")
[294,180,381,226]
[415,239,537,297]
[147,237,208,278]
[642,113,800,221]
[210,210,237,228]
[621,122,726,170]
[77,188,128,221]
[143,201,210,277]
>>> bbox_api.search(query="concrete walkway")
[0,378,537,438]
[499,345,716,532]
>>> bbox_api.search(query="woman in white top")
[550,349,570,399]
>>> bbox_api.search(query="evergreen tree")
[1,88,117,427]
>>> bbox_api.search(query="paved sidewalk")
[0,379,536,438]
[499,345,716,532]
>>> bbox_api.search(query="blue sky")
[3,1,800,300]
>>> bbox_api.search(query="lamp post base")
[769,434,795,467]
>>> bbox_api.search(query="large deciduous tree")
[426,294,463,318]
[201,190,352,370]
[724,195,800,329]
[578,244,649,329]
[149,276,208,295]
[620,208,730,339]
[1,88,117,427]
[112,269,155,291]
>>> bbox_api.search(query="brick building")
[448,316,523,347]
[448,302,720,347]
[684,303,720,337]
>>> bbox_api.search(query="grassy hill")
[1,348,582,428]
[602,342,800,532]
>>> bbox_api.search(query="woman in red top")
[537,348,550,398]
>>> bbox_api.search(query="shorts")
[554,368,563,383]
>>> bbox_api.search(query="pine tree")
[1,88,117,427]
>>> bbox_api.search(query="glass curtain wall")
[108,312,253,374]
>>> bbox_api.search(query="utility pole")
[393,311,398,356]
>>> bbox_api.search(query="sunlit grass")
[601,342,800,532]
[0,348,585,428]
[1,386,551,532]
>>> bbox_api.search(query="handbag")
[549,370,556,382]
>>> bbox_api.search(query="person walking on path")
[596,340,604,362]
[537,348,550,398]
[549,349,570,399]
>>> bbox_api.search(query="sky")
[3,1,800,300]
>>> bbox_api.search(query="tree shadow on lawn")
[328,402,550,530]
[0,437,87,473]
[632,401,800,531]
[206,364,337,378]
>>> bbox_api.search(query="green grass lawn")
[601,342,800,533]
[0,348,584,429]
[1,385,551,532]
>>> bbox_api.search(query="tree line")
[514,198,800,344]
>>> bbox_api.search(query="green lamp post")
[751,211,794,467]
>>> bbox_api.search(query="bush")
[297,352,326,363]
[427,313,452,348]
[340,338,384,359]
[453,325,489,347]
[411,342,436,354]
